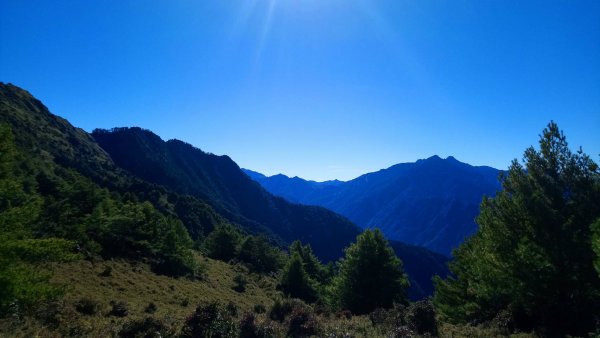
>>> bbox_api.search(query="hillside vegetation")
[1,83,598,337]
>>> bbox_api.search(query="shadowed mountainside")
[244,157,501,256]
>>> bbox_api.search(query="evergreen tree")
[203,224,242,261]
[238,235,284,273]
[434,122,600,336]
[330,229,409,314]
[0,124,79,314]
[289,240,332,283]
[280,252,318,302]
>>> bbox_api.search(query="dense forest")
[1,83,599,337]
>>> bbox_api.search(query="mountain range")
[244,157,501,256]
[0,82,448,299]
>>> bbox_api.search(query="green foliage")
[289,241,332,284]
[269,298,305,322]
[233,274,248,293]
[238,235,285,274]
[434,122,600,336]
[74,298,101,315]
[110,300,130,317]
[329,229,409,314]
[119,316,177,338]
[280,253,318,303]
[203,224,242,261]
[0,125,81,315]
[287,305,319,337]
[181,303,237,338]
[592,218,600,276]
[0,237,78,316]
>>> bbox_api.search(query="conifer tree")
[434,122,600,336]
[280,252,318,302]
[203,224,241,261]
[330,229,409,314]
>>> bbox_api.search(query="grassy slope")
[0,255,278,337]
[0,255,537,338]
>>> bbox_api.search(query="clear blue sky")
[1,1,599,181]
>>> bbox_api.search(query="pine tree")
[289,240,332,283]
[203,224,242,261]
[280,252,318,302]
[330,229,409,314]
[434,122,600,336]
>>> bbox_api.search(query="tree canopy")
[434,121,600,336]
[330,229,409,314]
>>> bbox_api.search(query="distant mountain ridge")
[244,156,501,256]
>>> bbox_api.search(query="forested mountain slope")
[0,83,448,299]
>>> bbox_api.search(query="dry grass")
[0,256,279,337]
[0,256,540,337]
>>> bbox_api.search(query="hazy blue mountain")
[243,156,501,256]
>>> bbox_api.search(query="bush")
[288,306,319,337]
[119,316,176,338]
[233,274,247,293]
[254,303,266,314]
[99,265,113,277]
[181,303,237,338]
[369,305,405,329]
[226,301,238,317]
[144,302,157,314]
[405,300,437,335]
[388,325,413,338]
[255,319,280,338]
[269,298,305,322]
[110,300,129,317]
[335,310,352,320]
[75,298,100,315]
[239,312,258,338]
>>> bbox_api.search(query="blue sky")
[1,1,599,181]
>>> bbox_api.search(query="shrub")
[233,274,247,293]
[144,302,157,314]
[226,301,238,317]
[405,300,437,335]
[110,300,129,317]
[335,310,352,320]
[269,298,304,322]
[181,297,190,307]
[119,316,176,338]
[369,305,405,329]
[239,312,258,338]
[288,306,319,337]
[253,303,266,314]
[99,265,113,277]
[181,303,237,338]
[34,300,69,329]
[75,298,100,315]
[388,325,413,338]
